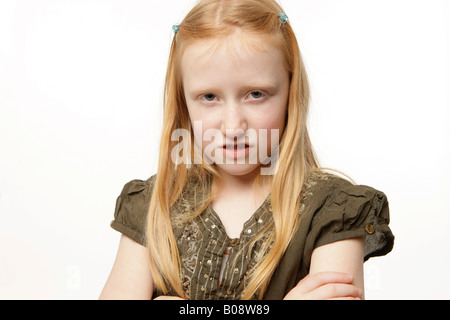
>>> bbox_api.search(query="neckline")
[206,193,272,242]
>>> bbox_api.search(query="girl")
[100,0,394,300]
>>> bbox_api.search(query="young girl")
[100,0,394,300]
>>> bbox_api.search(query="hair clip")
[278,12,288,24]
[172,24,180,35]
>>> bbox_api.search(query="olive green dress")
[110,172,394,300]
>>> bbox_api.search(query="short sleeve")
[309,179,394,261]
[110,175,156,246]
[263,174,395,299]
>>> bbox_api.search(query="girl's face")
[181,31,290,178]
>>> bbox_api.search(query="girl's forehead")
[181,30,280,67]
[181,32,288,93]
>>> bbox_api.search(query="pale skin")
[182,31,287,240]
[100,31,365,300]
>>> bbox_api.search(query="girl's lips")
[222,144,250,158]
[223,144,249,150]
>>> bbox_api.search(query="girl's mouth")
[222,143,250,158]
[223,144,249,150]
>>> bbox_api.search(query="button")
[257,218,263,223]
[207,260,212,265]
[234,267,239,274]
[211,224,216,229]
[246,229,252,234]
[365,224,375,235]
[230,238,240,247]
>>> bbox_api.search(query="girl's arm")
[284,237,365,300]
[99,235,154,300]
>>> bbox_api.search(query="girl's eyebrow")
[239,83,279,92]
[188,83,279,96]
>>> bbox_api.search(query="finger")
[297,272,354,294]
[313,283,363,300]
[327,297,362,300]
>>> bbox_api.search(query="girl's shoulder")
[119,174,157,196]
[300,170,394,261]
[265,170,394,299]
[303,170,385,205]
[110,175,156,246]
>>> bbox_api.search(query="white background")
[0,0,449,299]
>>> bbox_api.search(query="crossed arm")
[284,236,364,300]
[99,235,364,300]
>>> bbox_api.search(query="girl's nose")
[220,103,248,138]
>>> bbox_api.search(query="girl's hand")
[153,295,186,300]
[283,272,363,300]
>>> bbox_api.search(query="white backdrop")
[0,0,449,299]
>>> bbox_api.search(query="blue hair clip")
[173,24,180,35]
[278,12,288,24]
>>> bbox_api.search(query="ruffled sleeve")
[262,174,395,299]
[306,176,394,261]
[110,175,156,246]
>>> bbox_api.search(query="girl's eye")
[202,93,217,102]
[248,91,265,100]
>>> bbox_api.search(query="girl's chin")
[214,163,262,177]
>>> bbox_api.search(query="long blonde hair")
[146,0,320,299]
